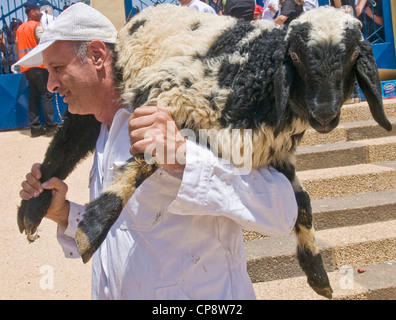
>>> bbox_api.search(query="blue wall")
[0,73,67,130]
[0,74,29,129]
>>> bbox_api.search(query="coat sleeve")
[56,202,85,258]
[167,140,298,236]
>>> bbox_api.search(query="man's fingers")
[25,172,43,192]
[130,136,157,157]
[131,105,159,118]
[42,178,68,196]
[129,106,166,132]
[21,171,43,200]
[20,188,34,201]
[31,163,42,180]
[19,163,44,201]
[129,121,153,142]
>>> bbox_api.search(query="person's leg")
[36,68,56,128]
[25,68,45,137]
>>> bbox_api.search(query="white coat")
[57,108,298,299]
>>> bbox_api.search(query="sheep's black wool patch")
[131,86,154,110]
[205,19,255,60]
[190,22,201,31]
[113,49,123,88]
[128,19,147,36]
[215,27,287,129]
[287,22,311,47]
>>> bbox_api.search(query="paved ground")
[0,128,93,299]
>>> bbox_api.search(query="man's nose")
[47,73,59,93]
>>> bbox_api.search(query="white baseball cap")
[15,2,118,67]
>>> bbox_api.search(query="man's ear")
[88,40,108,69]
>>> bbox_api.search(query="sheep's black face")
[288,42,360,134]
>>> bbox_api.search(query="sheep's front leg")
[75,155,159,263]
[17,113,100,241]
[275,161,333,299]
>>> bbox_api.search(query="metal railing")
[360,0,385,44]
[0,0,70,74]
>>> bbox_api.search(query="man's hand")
[129,106,186,172]
[20,163,70,227]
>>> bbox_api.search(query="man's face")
[178,0,191,5]
[30,8,42,21]
[43,41,101,116]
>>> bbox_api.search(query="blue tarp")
[0,73,29,129]
[0,73,66,130]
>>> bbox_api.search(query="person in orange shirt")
[16,1,56,137]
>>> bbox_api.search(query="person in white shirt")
[303,0,319,11]
[262,0,279,21]
[18,3,297,299]
[178,0,217,14]
[40,5,55,29]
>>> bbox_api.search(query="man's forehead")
[45,40,76,53]
[43,41,75,64]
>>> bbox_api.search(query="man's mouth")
[60,91,70,102]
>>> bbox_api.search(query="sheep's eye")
[290,52,300,63]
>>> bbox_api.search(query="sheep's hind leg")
[294,187,333,299]
[294,180,333,299]
[75,155,159,263]
[276,162,333,299]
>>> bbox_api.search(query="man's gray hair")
[73,41,90,64]
[73,41,115,64]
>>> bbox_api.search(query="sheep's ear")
[354,40,392,131]
[274,60,295,137]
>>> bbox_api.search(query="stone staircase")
[246,99,396,300]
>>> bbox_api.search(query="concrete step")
[243,189,396,241]
[247,100,396,300]
[312,189,396,231]
[300,117,396,147]
[297,161,396,200]
[253,261,396,300]
[245,219,396,283]
[340,100,396,123]
[296,136,396,171]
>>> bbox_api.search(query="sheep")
[17,5,392,299]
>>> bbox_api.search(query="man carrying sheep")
[18,3,297,299]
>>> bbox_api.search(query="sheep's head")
[274,6,392,136]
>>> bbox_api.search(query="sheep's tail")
[75,154,159,263]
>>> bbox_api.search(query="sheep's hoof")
[298,247,333,299]
[75,192,124,263]
[312,284,333,300]
[17,190,52,242]
[75,228,95,264]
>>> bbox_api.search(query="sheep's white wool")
[237,19,280,48]
[287,6,362,47]
[116,4,311,172]
[116,5,237,90]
